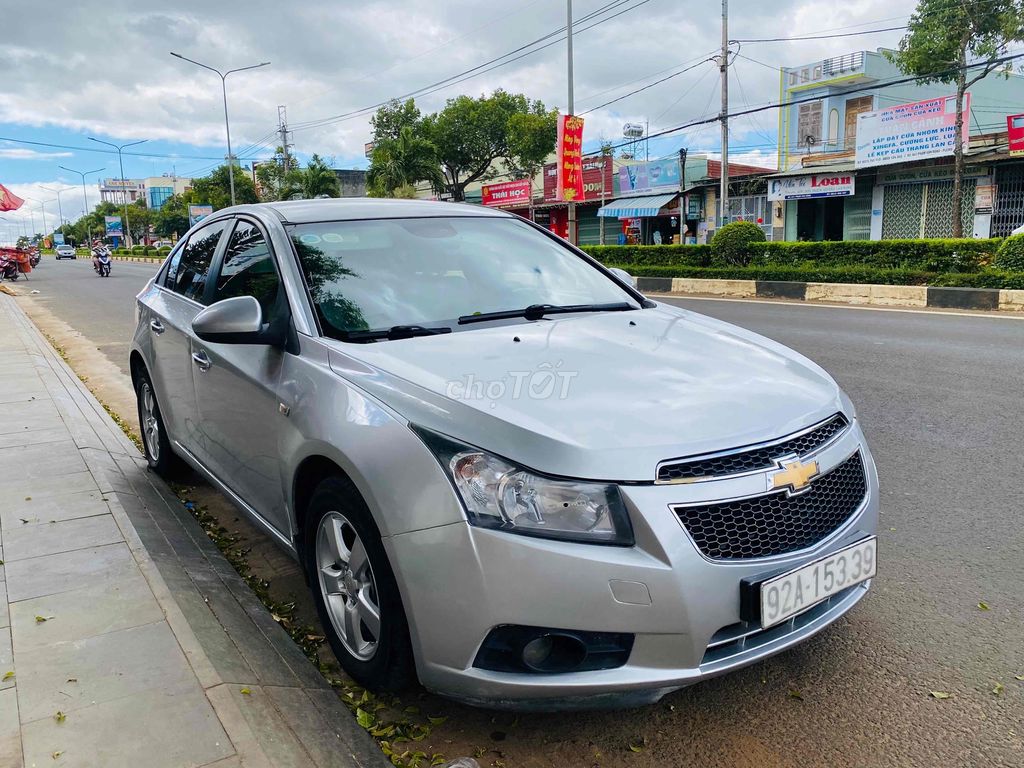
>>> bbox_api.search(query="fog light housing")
[474,625,633,674]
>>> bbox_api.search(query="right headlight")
[414,427,634,546]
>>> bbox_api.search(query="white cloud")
[1,0,921,170]
[0,181,98,234]
[0,148,73,160]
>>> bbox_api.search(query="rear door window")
[164,220,229,303]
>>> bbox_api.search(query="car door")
[146,219,230,454]
[190,217,290,535]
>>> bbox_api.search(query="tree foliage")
[370,98,422,144]
[302,154,341,198]
[255,147,303,202]
[890,0,1024,236]
[191,164,259,210]
[367,126,443,197]
[711,221,766,266]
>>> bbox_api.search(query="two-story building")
[772,48,1024,240]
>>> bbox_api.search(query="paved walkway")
[0,292,385,767]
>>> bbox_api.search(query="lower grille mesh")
[674,452,867,560]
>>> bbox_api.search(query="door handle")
[150,319,165,335]
[191,350,212,372]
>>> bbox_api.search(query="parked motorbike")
[0,247,32,281]
[92,245,112,278]
[0,251,18,281]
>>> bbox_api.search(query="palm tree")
[366,127,443,197]
[302,154,341,198]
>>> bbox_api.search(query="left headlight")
[413,427,634,546]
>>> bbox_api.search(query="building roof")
[705,159,776,178]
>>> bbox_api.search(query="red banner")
[556,115,585,202]
[1009,114,1024,157]
[544,155,612,202]
[481,178,532,208]
[0,183,25,212]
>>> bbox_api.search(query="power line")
[290,0,655,133]
[580,57,715,114]
[733,25,906,43]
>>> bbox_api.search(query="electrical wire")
[580,58,715,115]
[733,25,906,43]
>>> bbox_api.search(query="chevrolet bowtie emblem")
[769,458,819,493]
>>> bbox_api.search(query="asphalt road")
[14,258,1024,767]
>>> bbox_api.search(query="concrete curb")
[111,255,165,263]
[636,276,1024,312]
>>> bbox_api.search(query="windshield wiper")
[458,302,637,325]
[339,325,453,343]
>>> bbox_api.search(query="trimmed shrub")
[994,234,1024,272]
[712,221,766,266]
[608,262,1024,290]
[131,244,146,254]
[581,244,712,267]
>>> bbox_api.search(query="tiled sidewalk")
[0,292,385,767]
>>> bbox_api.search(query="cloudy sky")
[0,0,916,239]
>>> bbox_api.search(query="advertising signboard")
[543,155,613,202]
[556,115,585,201]
[188,204,214,227]
[1008,114,1024,156]
[104,216,123,237]
[768,172,855,201]
[618,158,680,195]
[481,178,532,208]
[855,94,970,169]
[53,233,65,245]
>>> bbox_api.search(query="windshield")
[288,216,637,339]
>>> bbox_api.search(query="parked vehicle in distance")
[130,199,879,708]
[55,244,76,259]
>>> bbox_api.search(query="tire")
[134,368,184,478]
[304,476,415,692]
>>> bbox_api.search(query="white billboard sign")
[769,172,855,201]
[855,94,970,169]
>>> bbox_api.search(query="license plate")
[760,537,876,629]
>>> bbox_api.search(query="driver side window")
[212,220,282,320]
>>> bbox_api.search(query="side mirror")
[608,267,637,288]
[192,296,266,344]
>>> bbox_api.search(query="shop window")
[828,109,840,148]
[844,96,873,149]
[798,101,823,150]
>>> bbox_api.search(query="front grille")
[658,414,849,483]
[674,452,866,560]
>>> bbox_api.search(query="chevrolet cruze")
[130,199,878,708]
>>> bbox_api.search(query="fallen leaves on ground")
[54,711,66,723]
[2,671,13,681]
[978,601,990,611]
[929,691,953,700]
[240,687,251,695]
[788,689,804,701]
[51,751,63,760]
[628,737,648,753]
[992,682,1004,696]
[35,615,54,623]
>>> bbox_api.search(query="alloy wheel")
[140,382,160,462]
[316,512,382,661]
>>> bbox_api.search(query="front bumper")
[386,423,879,708]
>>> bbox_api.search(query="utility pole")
[277,105,292,198]
[719,0,730,228]
[40,186,65,230]
[566,0,576,246]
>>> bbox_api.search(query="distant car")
[55,244,76,259]
[152,240,173,248]
[1012,224,1024,236]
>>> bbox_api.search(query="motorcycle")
[92,246,112,278]
[28,248,40,268]
[0,251,18,281]
[0,247,32,281]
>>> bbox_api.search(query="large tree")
[890,0,1024,237]
[255,147,303,202]
[370,98,423,144]
[422,90,557,201]
[154,193,193,238]
[366,126,444,197]
[191,164,259,210]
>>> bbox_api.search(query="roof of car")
[228,197,512,224]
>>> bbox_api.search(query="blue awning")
[596,192,679,218]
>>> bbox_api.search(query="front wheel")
[305,477,415,692]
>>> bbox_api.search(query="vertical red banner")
[557,115,585,202]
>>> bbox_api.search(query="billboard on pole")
[188,205,214,227]
[104,216,123,237]
[855,94,970,169]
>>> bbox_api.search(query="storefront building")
[596,158,682,245]
[479,178,535,220]
[538,154,615,244]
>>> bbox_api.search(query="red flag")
[0,183,25,212]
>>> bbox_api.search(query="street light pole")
[59,165,105,245]
[40,186,65,230]
[89,138,147,247]
[170,52,270,206]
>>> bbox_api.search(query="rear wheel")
[305,476,414,692]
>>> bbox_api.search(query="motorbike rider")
[91,239,108,272]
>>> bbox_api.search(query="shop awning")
[596,192,678,218]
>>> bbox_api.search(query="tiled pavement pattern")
[0,292,387,768]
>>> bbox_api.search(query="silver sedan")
[130,199,878,708]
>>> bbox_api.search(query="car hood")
[326,303,845,482]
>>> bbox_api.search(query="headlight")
[414,428,633,546]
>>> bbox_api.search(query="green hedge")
[611,263,1024,290]
[994,234,1024,271]
[584,238,1004,273]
